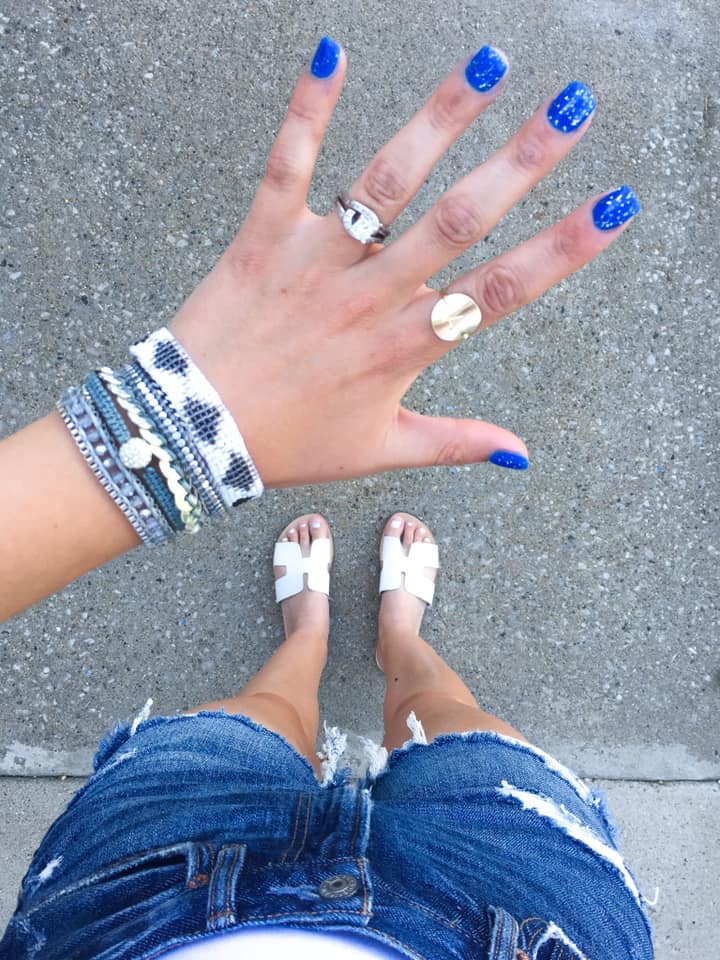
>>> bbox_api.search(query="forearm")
[0,411,140,622]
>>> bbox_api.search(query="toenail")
[424,537,431,542]
[419,528,426,535]
[300,522,307,527]
[390,519,402,528]
[311,521,321,529]
[288,528,295,534]
[282,537,289,541]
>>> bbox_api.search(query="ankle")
[284,626,328,647]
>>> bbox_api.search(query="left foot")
[273,514,331,641]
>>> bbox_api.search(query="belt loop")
[187,841,214,890]
[207,844,247,931]
[487,905,520,959]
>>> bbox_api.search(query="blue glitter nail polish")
[547,81,596,132]
[311,36,341,79]
[592,186,640,230]
[489,451,529,470]
[465,45,508,92]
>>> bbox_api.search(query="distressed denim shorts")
[1,709,654,960]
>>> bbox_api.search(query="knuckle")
[434,194,485,249]
[223,240,267,281]
[434,435,467,467]
[511,135,547,173]
[552,217,586,264]
[286,94,321,127]
[362,157,408,207]
[263,146,301,192]
[426,86,465,133]
[476,263,525,317]
[346,291,385,323]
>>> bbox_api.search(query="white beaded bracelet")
[129,328,264,508]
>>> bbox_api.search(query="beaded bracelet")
[129,328,263,508]
[122,362,225,519]
[85,372,185,532]
[97,367,204,534]
[57,385,171,546]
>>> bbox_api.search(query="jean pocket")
[7,841,212,960]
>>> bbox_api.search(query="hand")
[169,39,638,489]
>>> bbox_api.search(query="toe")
[402,518,415,550]
[309,514,329,542]
[385,514,404,539]
[298,519,310,553]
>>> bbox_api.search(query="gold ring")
[430,289,483,342]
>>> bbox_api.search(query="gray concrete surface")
[1,776,717,959]
[0,1,718,956]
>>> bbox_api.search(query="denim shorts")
[0,709,654,960]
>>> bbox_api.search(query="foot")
[376,513,438,671]
[273,514,331,642]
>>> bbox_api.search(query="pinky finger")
[249,37,347,225]
[453,185,641,332]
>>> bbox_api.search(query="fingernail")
[592,185,640,230]
[390,519,402,528]
[547,81,596,132]
[465,45,508,92]
[311,36,341,78]
[489,450,529,470]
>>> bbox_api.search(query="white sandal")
[273,516,333,603]
[376,515,440,670]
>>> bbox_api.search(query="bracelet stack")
[56,328,264,546]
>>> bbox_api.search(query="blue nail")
[311,36,341,79]
[592,185,640,230]
[465,45,508,93]
[489,451,529,470]
[547,81,596,133]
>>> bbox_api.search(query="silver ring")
[335,192,390,245]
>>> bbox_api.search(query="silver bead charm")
[119,437,153,469]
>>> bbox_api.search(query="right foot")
[376,513,438,671]
[273,514,331,641]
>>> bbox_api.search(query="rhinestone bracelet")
[122,362,225,519]
[57,385,171,546]
[85,371,185,532]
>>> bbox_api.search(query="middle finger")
[324,44,509,257]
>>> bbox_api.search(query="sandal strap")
[273,538,332,603]
[379,536,439,606]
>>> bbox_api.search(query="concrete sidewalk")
[1,1,718,956]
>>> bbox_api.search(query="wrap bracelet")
[56,385,171,546]
[98,367,204,534]
[122,362,225,519]
[84,372,185,532]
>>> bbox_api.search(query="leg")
[376,514,528,752]
[192,514,331,778]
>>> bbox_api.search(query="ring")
[335,192,390,245]
[430,290,483,342]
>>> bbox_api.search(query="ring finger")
[325,44,509,257]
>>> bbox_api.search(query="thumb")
[386,408,529,472]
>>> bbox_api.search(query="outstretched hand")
[169,39,637,489]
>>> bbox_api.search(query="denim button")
[318,874,358,899]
